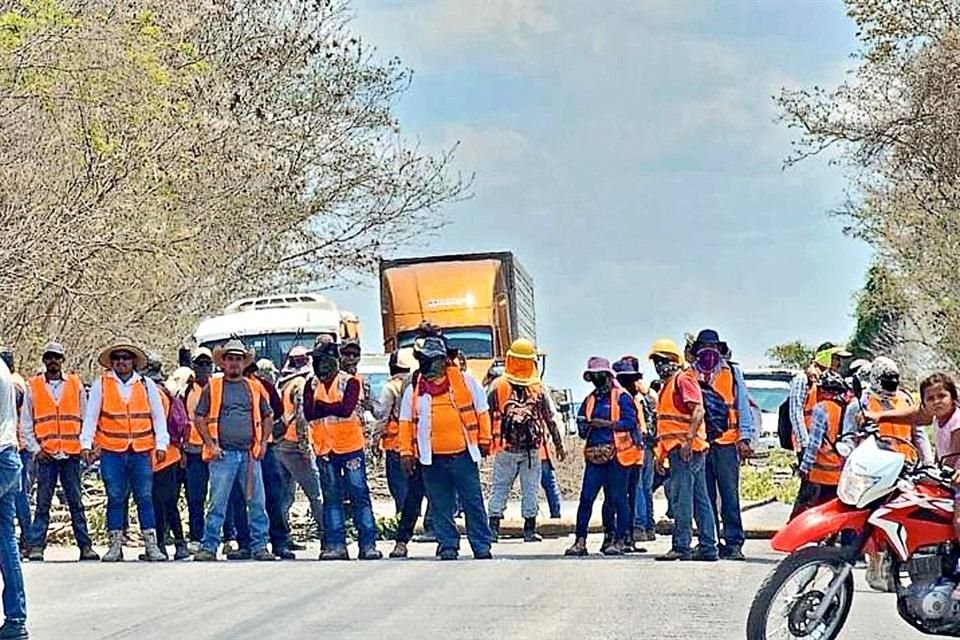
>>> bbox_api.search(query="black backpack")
[500,391,544,452]
[777,398,794,450]
[699,382,730,442]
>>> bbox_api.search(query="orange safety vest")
[706,367,741,446]
[655,369,709,460]
[201,377,264,462]
[310,372,365,456]
[584,388,643,467]
[808,398,846,486]
[152,390,182,472]
[380,376,404,453]
[28,374,83,457]
[868,390,918,465]
[280,375,308,444]
[402,367,489,459]
[184,382,206,448]
[97,374,156,454]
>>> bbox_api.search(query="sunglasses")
[111,353,134,362]
[43,354,64,361]
[223,354,245,362]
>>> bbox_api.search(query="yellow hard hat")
[506,338,537,360]
[647,338,683,362]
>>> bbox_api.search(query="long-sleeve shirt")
[80,371,169,452]
[800,401,854,475]
[21,376,88,458]
[789,372,810,449]
[731,364,756,442]
[373,375,404,439]
[576,389,639,447]
[303,376,361,421]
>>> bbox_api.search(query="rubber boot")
[523,517,542,543]
[102,530,124,563]
[141,529,168,562]
[564,537,588,557]
[488,516,501,542]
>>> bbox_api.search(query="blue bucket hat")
[612,357,642,378]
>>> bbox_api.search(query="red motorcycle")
[747,429,960,639]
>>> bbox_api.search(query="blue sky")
[333,0,872,394]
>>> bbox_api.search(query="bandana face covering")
[654,359,680,381]
[313,356,339,379]
[695,348,721,375]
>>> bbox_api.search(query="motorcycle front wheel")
[746,546,855,640]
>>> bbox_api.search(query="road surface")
[26,536,922,639]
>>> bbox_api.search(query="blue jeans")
[184,452,208,543]
[0,447,27,624]
[634,445,655,529]
[318,451,377,549]
[540,459,562,518]
[100,451,155,531]
[577,460,629,539]
[705,443,744,547]
[202,451,269,553]
[261,446,290,551]
[14,451,31,545]
[667,449,718,555]
[385,451,409,515]
[422,452,491,555]
[29,457,92,549]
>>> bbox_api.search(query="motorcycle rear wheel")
[746,546,855,640]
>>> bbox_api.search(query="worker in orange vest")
[797,370,851,511]
[141,355,190,561]
[373,348,418,515]
[20,342,98,562]
[192,339,276,562]
[860,356,933,466]
[181,347,213,552]
[486,339,565,544]
[565,357,640,557]
[398,336,494,560]
[80,339,169,562]
[305,336,381,561]
[648,339,719,562]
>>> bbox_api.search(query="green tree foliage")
[848,262,908,359]
[766,341,814,369]
[0,0,468,368]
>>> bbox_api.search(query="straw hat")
[213,338,255,369]
[97,338,148,370]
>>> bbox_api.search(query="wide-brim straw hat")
[213,339,256,369]
[98,339,147,370]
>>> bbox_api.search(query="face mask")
[587,373,609,389]
[880,376,899,393]
[423,357,447,380]
[313,357,339,378]
[654,360,680,381]
[695,348,721,374]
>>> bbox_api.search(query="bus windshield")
[398,327,494,359]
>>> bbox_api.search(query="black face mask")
[654,360,680,381]
[880,376,899,393]
[313,357,339,379]
[586,373,610,389]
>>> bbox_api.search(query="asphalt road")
[25,537,924,640]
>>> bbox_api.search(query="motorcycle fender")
[771,499,870,553]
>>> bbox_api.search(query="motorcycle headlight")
[837,470,880,506]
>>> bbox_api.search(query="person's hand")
[156,450,167,464]
[479,443,491,458]
[556,444,567,462]
[655,458,666,476]
[736,440,754,462]
[401,455,416,477]
[680,440,693,462]
[208,443,224,460]
[81,448,94,465]
[36,450,53,464]
[179,454,187,469]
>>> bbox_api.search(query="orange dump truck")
[379,252,537,381]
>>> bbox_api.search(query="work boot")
[644,529,657,542]
[691,545,719,562]
[252,549,277,561]
[0,621,29,640]
[438,548,459,561]
[26,547,43,562]
[389,541,408,559]
[719,544,745,561]
[523,517,542,543]
[655,549,692,562]
[173,542,191,561]
[564,537,588,557]
[319,546,350,561]
[603,539,623,556]
[488,516,501,542]
[101,530,124,563]
[79,546,100,562]
[141,529,168,562]
[360,545,383,560]
[274,547,296,561]
[599,532,613,554]
[226,549,252,561]
[193,548,217,562]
